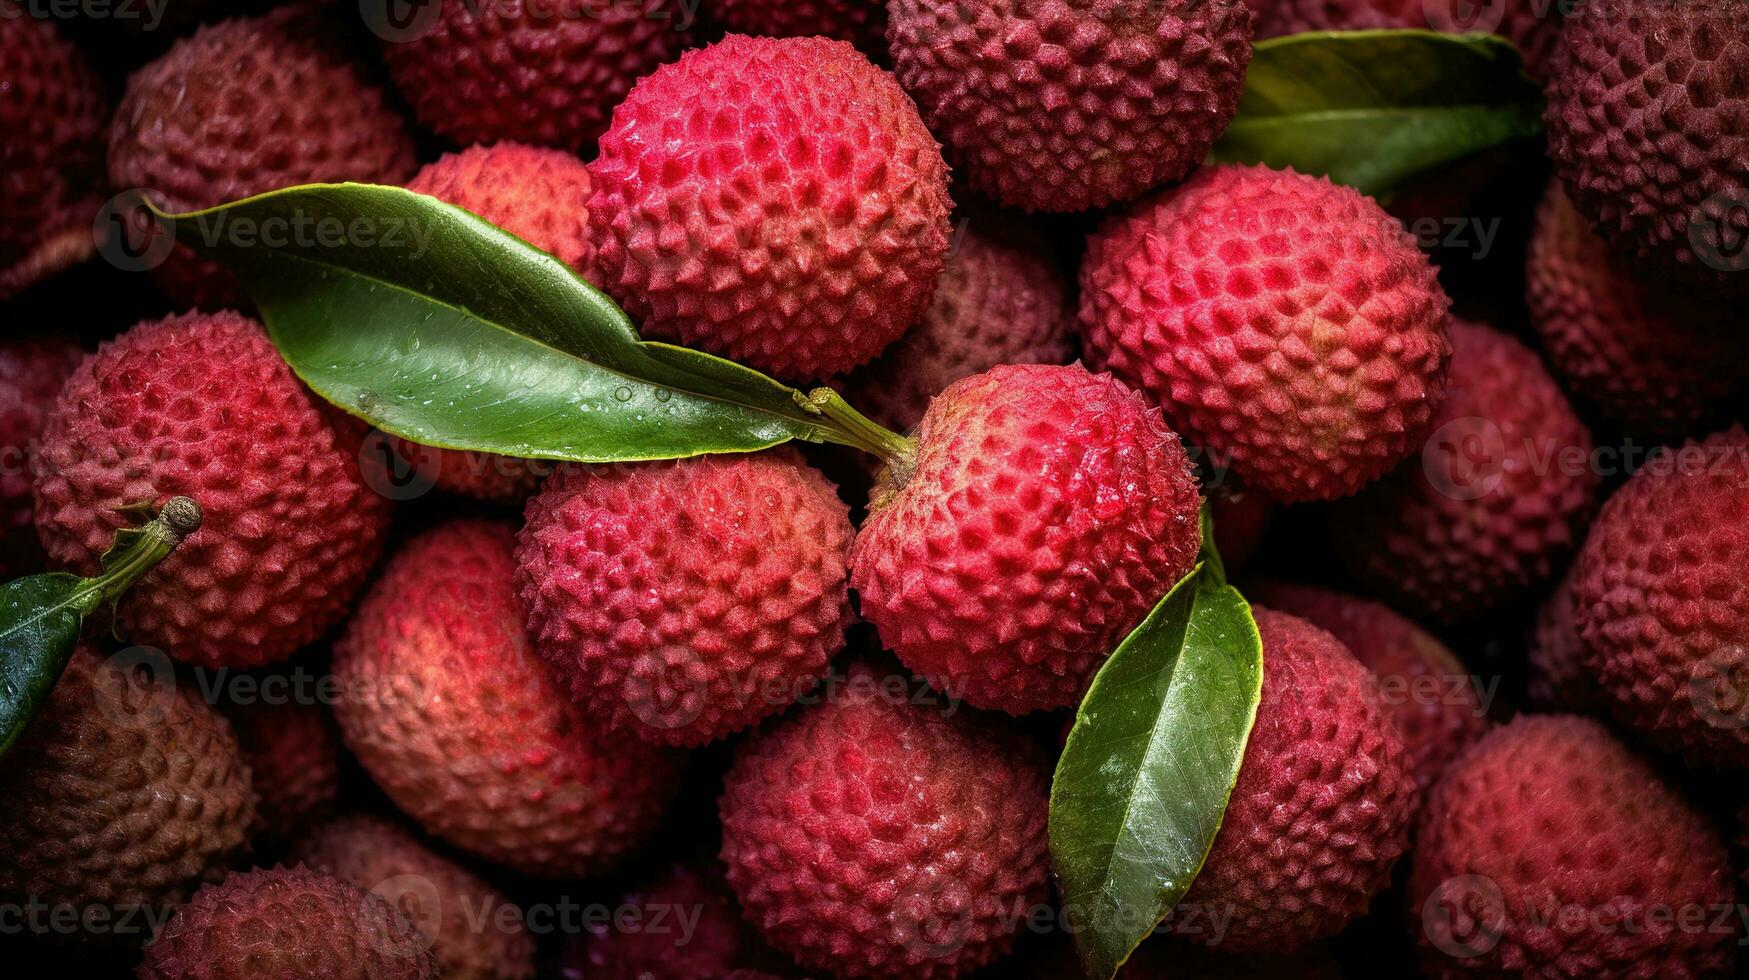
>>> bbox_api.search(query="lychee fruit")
[888,0,1254,212]
[396,142,601,504]
[1248,582,1488,797]
[1254,0,1560,78]
[1543,0,1749,281]
[579,861,778,979]
[0,336,83,578]
[0,649,255,942]
[138,865,438,979]
[516,450,853,747]
[296,814,536,980]
[223,698,341,844]
[333,519,683,878]
[1572,426,1749,768]
[32,311,392,668]
[1170,607,1414,951]
[1411,715,1738,977]
[719,661,1050,978]
[851,363,1203,714]
[1525,566,1605,714]
[1332,319,1598,624]
[1079,164,1452,503]
[108,6,418,310]
[713,0,886,50]
[587,34,953,382]
[380,0,686,152]
[1526,183,1746,436]
[838,212,1074,434]
[0,14,107,298]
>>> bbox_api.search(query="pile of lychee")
[2,0,1747,978]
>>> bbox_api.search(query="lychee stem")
[92,497,204,605]
[802,388,916,465]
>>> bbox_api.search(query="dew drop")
[612,386,634,403]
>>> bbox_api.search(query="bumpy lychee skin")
[1172,608,1414,951]
[225,699,340,844]
[888,0,1253,213]
[580,862,775,979]
[381,0,684,151]
[334,520,683,878]
[1544,0,1749,281]
[516,451,853,746]
[852,364,1203,714]
[0,650,255,942]
[1249,583,1487,798]
[1526,566,1605,714]
[396,142,598,504]
[32,312,391,668]
[1333,320,1598,624]
[588,35,952,382]
[1255,0,1559,77]
[1411,716,1738,978]
[108,7,418,310]
[715,0,886,49]
[719,662,1050,978]
[0,337,83,578]
[1527,184,1745,435]
[1573,427,1749,768]
[1080,164,1452,502]
[0,15,106,298]
[139,866,438,979]
[840,215,1074,434]
[296,815,536,980]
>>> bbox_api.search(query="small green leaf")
[1197,500,1225,586]
[152,185,883,462]
[1211,30,1544,197]
[1050,568,1265,979]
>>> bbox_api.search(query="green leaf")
[1211,30,1545,197]
[152,184,863,462]
[1050,568,1265,979]
[1197,499,1225,586]
[0,573,99,755]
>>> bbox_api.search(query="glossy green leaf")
[0,573,95,755]
[1050,568,1265,979]
[154,184,863,462]
[1211,30,1545,196]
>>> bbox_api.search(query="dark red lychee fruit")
[1525,566,1605,714]
[714,0,886,50]
[580,861,778,979]
[224,698,340,844]
[0,336,83,578]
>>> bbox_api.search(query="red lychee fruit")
[32,311,392,668]
[395,141,602,504]
[1572,426,1749,768]
[0,649,255,943]
[1170,608,1414,951]
[108,6,418,310]
[851,363,1203,714]
[1079,164,1452,503]
[1544,0,1749,281]
[0,337,83,578]
[333,520,683,878]
[516,451,853,747]
[296,814,536,980]
[579,861,778,979]
[1254,0,1560,78]
[138,865,438,979]
[1411,716,1738,977]
[1332,319,1598,624]
[224,698,340,844]
[888,0,1254,212]
[714,0,886,50]
[1525,566,1605,714]
[719,661,1050,978]
[1249,582,1488,797]
[380,0,686,152]
[1209,480,1275,572]
[0,14,106,298]
[1526,184,1746,436]
[587,34,953,382]
[838,213,1074,434]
